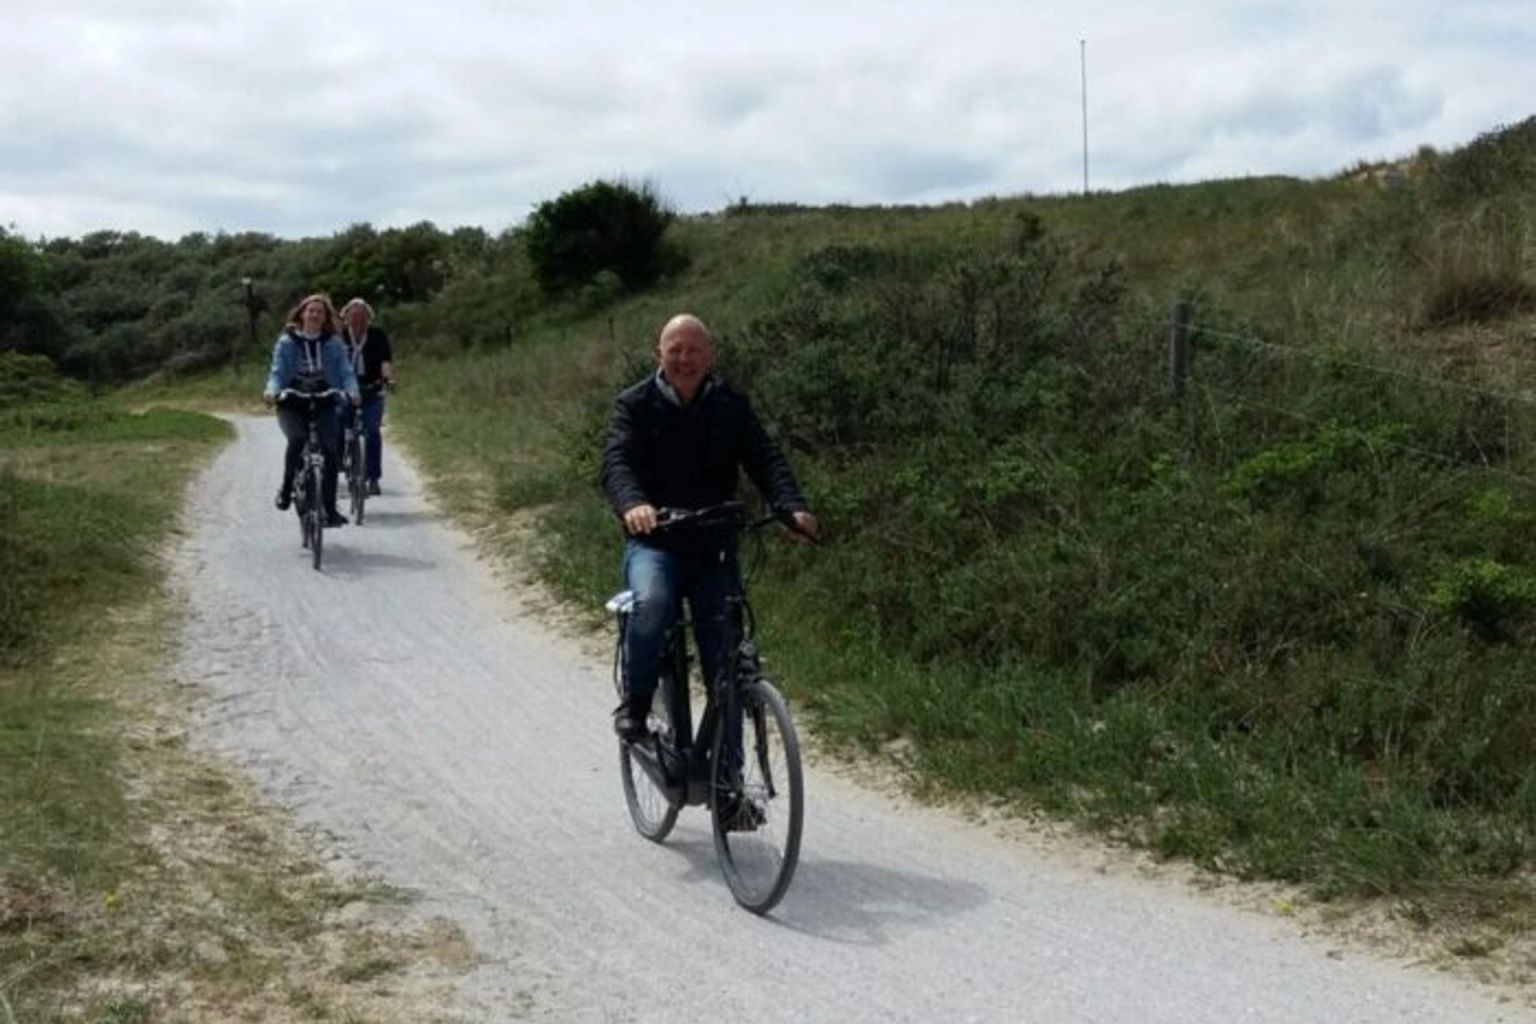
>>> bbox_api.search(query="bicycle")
[607,501,808,914]
[341,401,367,525]
[276,388,343,571]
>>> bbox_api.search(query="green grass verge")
[0,392,470,1020]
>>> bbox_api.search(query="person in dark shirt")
[600,313,818,741]
[339,298,396,495]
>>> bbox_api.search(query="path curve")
[174,416,1532,1023]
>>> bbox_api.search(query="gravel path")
[173,415,1533,1023]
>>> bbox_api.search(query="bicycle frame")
[609,500,808,913]
[299,413,327,494]
[609,510,775,805]
[276,388,343,567]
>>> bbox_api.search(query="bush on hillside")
[1418,211,1536,326]
[1428,116,1536,207]
[688,217,1536,848]
[1429,557,1536,639]
[0,352,83,409]
[523,180,685,296]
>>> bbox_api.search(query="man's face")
[347,306,370,336]
[656,324,713,396]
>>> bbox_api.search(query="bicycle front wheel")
[295,474,311,548]
[711,678,803,914]
[308,464,325,571]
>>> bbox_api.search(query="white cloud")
[0,1,1530,239]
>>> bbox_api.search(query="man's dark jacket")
[343,324,393,393]
[601,373,807,532]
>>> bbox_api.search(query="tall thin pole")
[1080,39,1089,195]
[240,277,258,376]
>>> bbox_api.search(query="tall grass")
[0,382,231,1014]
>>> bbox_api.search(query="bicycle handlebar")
[275,388,348,402]
[653,502,816,541]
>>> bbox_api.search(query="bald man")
[601,313,818,745]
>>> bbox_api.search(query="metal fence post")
[1169,301,1191,396]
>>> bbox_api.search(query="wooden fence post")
[1169,301,1192,396]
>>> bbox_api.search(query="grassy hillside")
[392,119,1536,931]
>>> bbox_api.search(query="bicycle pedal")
[719,795,766,832]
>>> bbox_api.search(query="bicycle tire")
[351,434,367,524]
[308,464,325,571]
[619,688,682,842]
[710,678,803,914]
[295,474,311,548]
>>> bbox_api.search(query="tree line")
[0,179,678,387]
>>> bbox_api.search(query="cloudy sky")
[2,1,1530,241]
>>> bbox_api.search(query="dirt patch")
[0,870,80,936]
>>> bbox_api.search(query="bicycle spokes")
[752,710,778,801]
[711,680,803,914]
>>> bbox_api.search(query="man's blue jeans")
[339,394,386,482]
[622,537,743,767]
[359,393,385,481]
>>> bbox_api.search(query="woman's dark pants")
[276,401,341,512]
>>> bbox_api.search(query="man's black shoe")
[367,479,381,496]
[612,695,652,741]
[274,489,292,511]
[324,510,349,528]
[717,793,765,833]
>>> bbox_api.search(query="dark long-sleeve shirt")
[601,373,808,524]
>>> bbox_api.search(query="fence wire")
[1193,380,1536,490]
[1157,311,1536,488]
[1186,322,1536,409]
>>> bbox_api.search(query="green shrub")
[0,351,82,408]
[523,179,683,296]
[792,243,893,292]
[1221,424,1410,505]
[1429,558,1536,637]
[1418,213,1536,326]
[1428,116,1536,207]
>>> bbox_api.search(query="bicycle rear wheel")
[711,678,803,914]
[349,434,367,524]
[617,669,685,835]
[619,688,682,841]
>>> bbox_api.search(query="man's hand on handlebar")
[788,510,820,543]
[622,503,659,536]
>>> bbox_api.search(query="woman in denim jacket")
[262,293,361,525]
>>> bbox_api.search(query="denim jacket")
[263,328,361,403]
